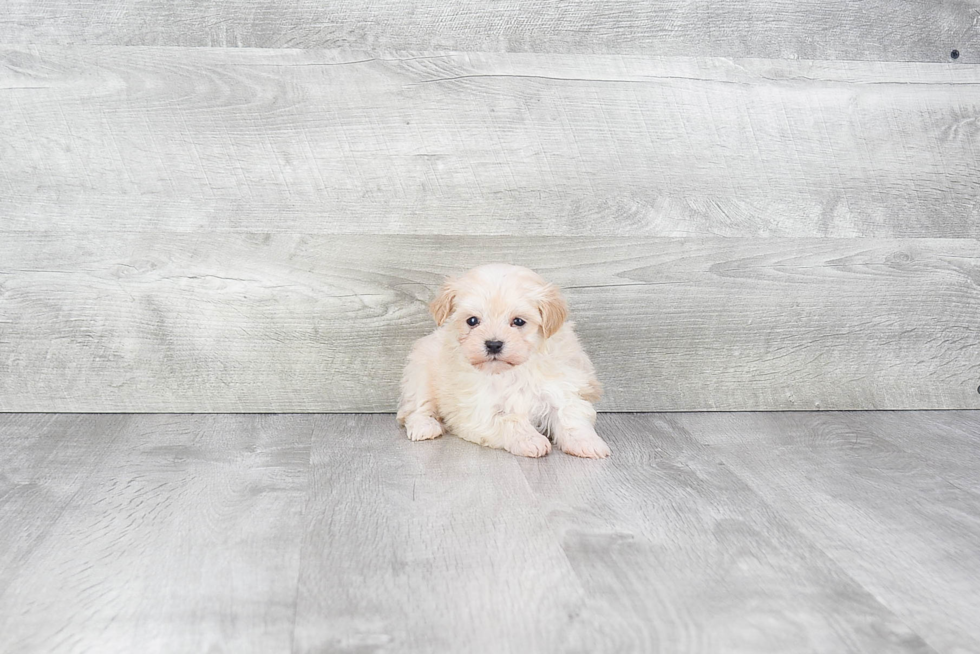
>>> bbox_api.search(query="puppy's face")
[429,264,568,374]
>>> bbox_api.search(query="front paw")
[404,414,444,442]
[506,432,552,458]
[559,428,611,459]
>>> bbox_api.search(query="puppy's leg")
[499,415,552,458]
[455,414,551,458]
[551,400,611,459]
[397,336,444,442]
[402,411,443,442]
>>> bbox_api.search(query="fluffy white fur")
[397,264,610,458]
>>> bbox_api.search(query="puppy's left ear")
[537,283,568,338]
[429,277,458,326]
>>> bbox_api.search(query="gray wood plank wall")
[3,48,979,238]
[2,234,977,412]
[1,5,978,412]
[0,1,976,62]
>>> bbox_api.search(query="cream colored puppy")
[397,264,610,458]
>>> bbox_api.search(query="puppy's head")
[430,264,568,374]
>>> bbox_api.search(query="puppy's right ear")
[429,277,457,326]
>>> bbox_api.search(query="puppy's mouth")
[477,356,517,372]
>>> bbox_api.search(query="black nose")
[485,340,504,355]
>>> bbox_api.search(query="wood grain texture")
[0,413,313,654]
[516,413,934,653]
[866,411,980,494]
[1,234,978,412]
[7,412,977,652]
[0,414,129,604]
[292,414,594,653]
[0,1,976,62]
[679,411,980,654]
[3,46,979,237]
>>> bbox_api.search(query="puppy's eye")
[466,316,480,327]
[512,317,526,327]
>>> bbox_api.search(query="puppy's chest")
[478,367,557,416]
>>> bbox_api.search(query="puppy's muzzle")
[485,340,504,355]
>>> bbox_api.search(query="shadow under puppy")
[397,264,610,458]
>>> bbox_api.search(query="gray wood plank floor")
[1,412,978,653]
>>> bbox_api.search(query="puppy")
[397,264,610,458]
